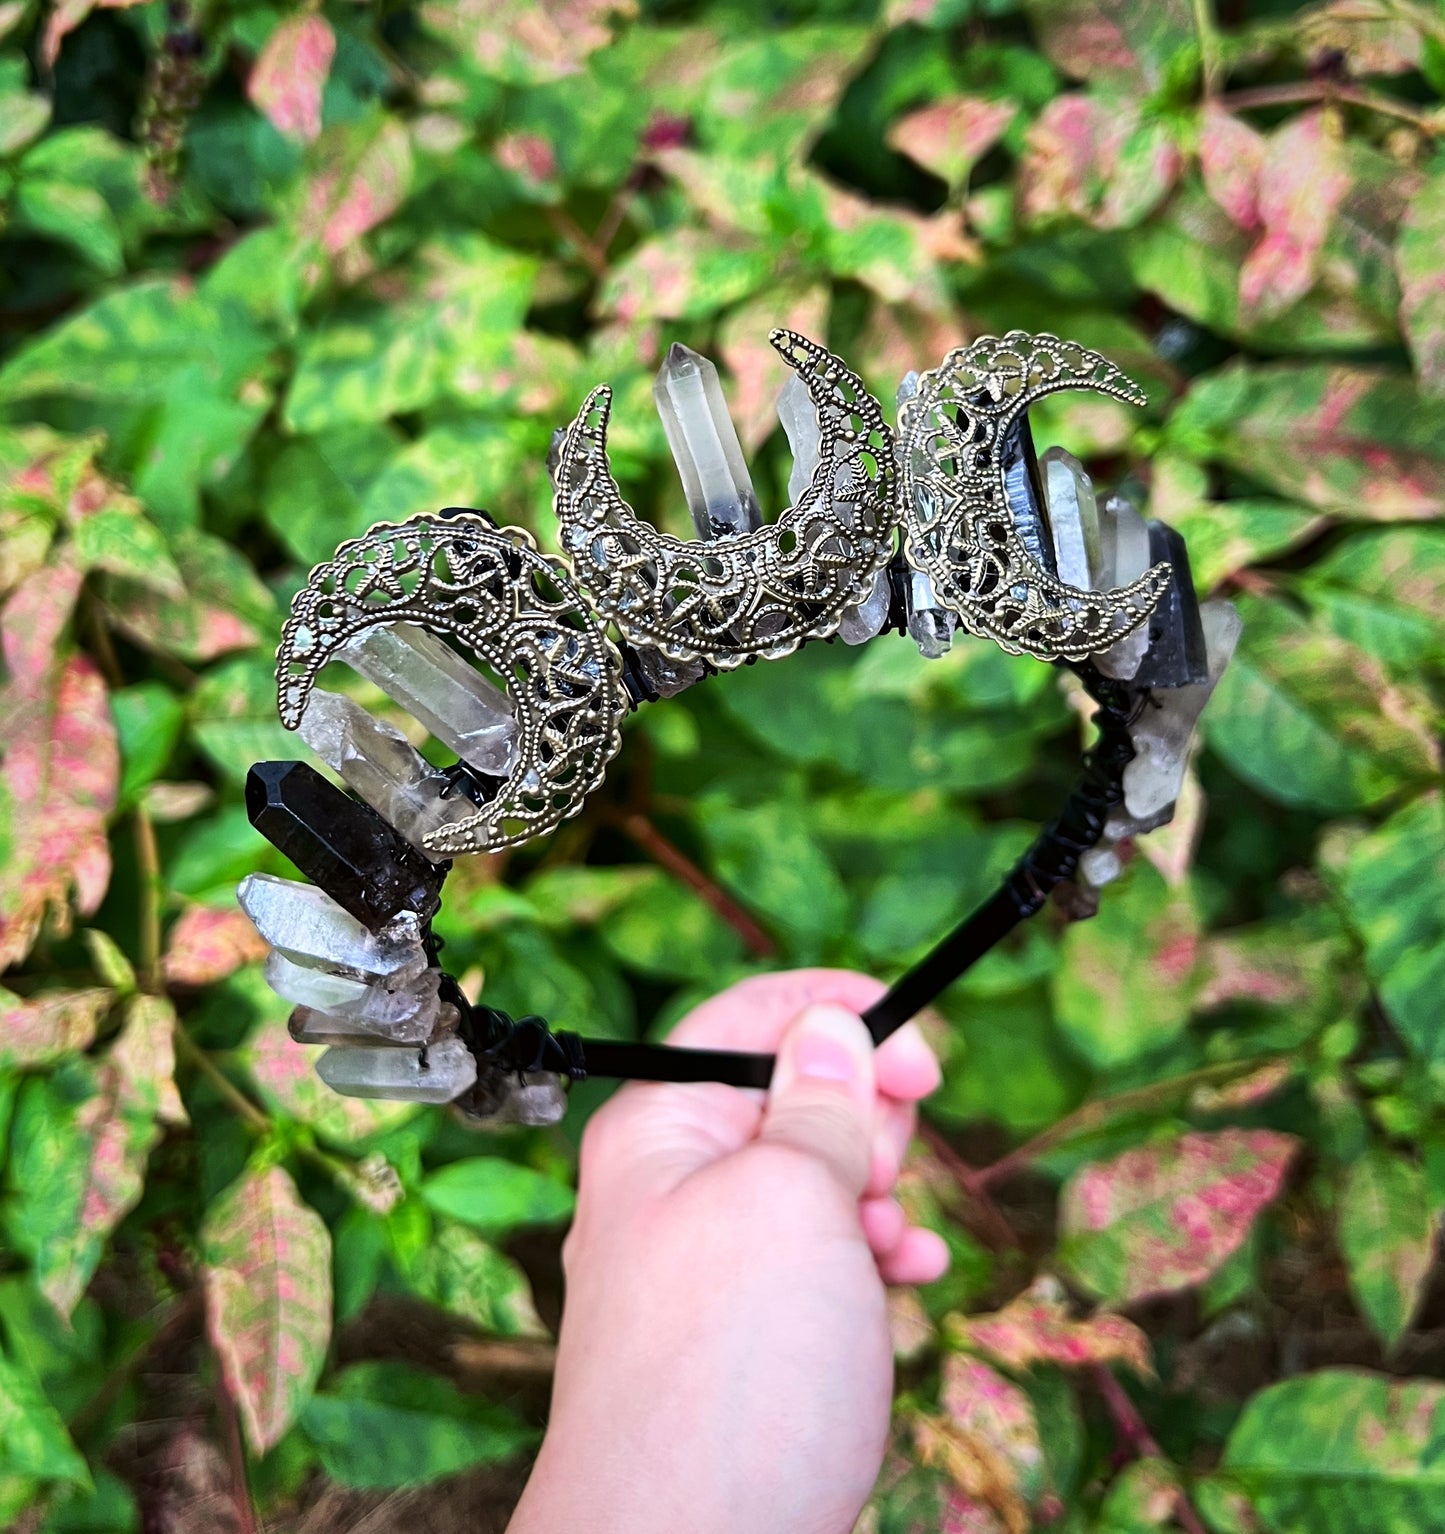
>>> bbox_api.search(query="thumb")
[759,1003,876,1197]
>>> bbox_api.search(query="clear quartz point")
[315,1034,478,1103]
[839,566,890,645]
[777,371,822,505]
[653,343,762,539]
[1093,493,1153,679]
[340,622,516,777]
[1041,447,1102,590]
[632,645,706,698]
[906,569,954,659]
[1122,600,1243,821]
[266,952,442,1040]
[1079,845,1123,888]
[238,873,427,983]
[465,1070,570,1127]
[298,689,479,851]
[289,996,453,1047]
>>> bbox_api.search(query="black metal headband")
[238,329,1237,1125]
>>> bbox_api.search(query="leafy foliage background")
[2,0,1444,1528]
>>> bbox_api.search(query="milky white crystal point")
[340,623,516,776]
[777,370,822,506]
[906,568,954,659]
[1041,447,1102,590]
[238,873,427,983]
[653,343,762,539]
[265,950,442,1041]
[1094,493,1153,680]
[315,1034,478,1103]
[840,567,890,645]
[299,689,480,850]
[1122,600,1242,821]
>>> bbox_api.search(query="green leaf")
[284,235,537,432]
[1338,1149,1436,1349]
[188,656,300,784]
[1203,597,1439,814]
[201,1164,332,1453]
[1220,1370,1445,1532]
[0,280,271,406]
[1058,1129,1298,1305]
[0,1342,88,1486]
[1167,360,1445,519]
[1336,792,1445,1061]
[597,869,746,982]
[1298,527,1445,675]
[260,423,401,566]
[300,1360,533,1488]
[394,1218,545,1337]
[696,796,846,952]
[69,507,183,593]
[110,683,185,805]
[1053,862,1199,1068]
[419,1157,575,1237]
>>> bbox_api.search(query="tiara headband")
[238,329,1238,1126]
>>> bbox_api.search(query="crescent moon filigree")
[274,513,627,856]
[552,328,898,667]
[898,331,1172,662]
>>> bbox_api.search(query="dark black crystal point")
[1131,521,1209,689]
[246,761,445,931]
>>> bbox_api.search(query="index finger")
[665,968,886,1054]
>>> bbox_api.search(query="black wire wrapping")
[445,662,1143,1095]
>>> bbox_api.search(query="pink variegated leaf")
[1059,1129,1299,1305]
[1399,169,1445,397]
[202,1164,332,1453]
[300,118,414,259]
[0,986,111,1070]
[494,132,560,195]
[38,994,182,1316]
[162,904,269,987]
[242,1011,416,1146]
[718,285,830,452]
[1239,111,1351,321]
[420,0,636,85]
[2,556,82,698]
[248,14,336,143]
[0,652,119,968]
[1018,94,1179,231]
[1198,103,1266,232]
[914,1356,1043,1534]
[886,97,1017,190]
[949,1278,1154,1378]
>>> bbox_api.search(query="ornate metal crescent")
[898,331,1172,661]
[275,514,627,855]
[552,329,897,667]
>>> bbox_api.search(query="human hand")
[507,969,949,1534]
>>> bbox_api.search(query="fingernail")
[776,1004,872,1096]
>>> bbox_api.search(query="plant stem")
[545,205,609,276]
[918,1122,1022,1251]
[1192,0,1222,96]
[68,1289,204,1439]
[1092,1364,1208,1534]
[133,808,164,992]
[974,1058,1283,1189]
[1221,79,1441,132]
[214,1366,259,1534]
[610,808,777,957]
[171,1021,373,1200]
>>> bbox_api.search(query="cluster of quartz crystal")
[237,624,569,1121]
[1031,450,1241,898]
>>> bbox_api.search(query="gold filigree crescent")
[552,329,898,667]
[898,330,1171,661]
[275,514,627,855]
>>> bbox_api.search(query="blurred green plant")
[1,0,1444,1528]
